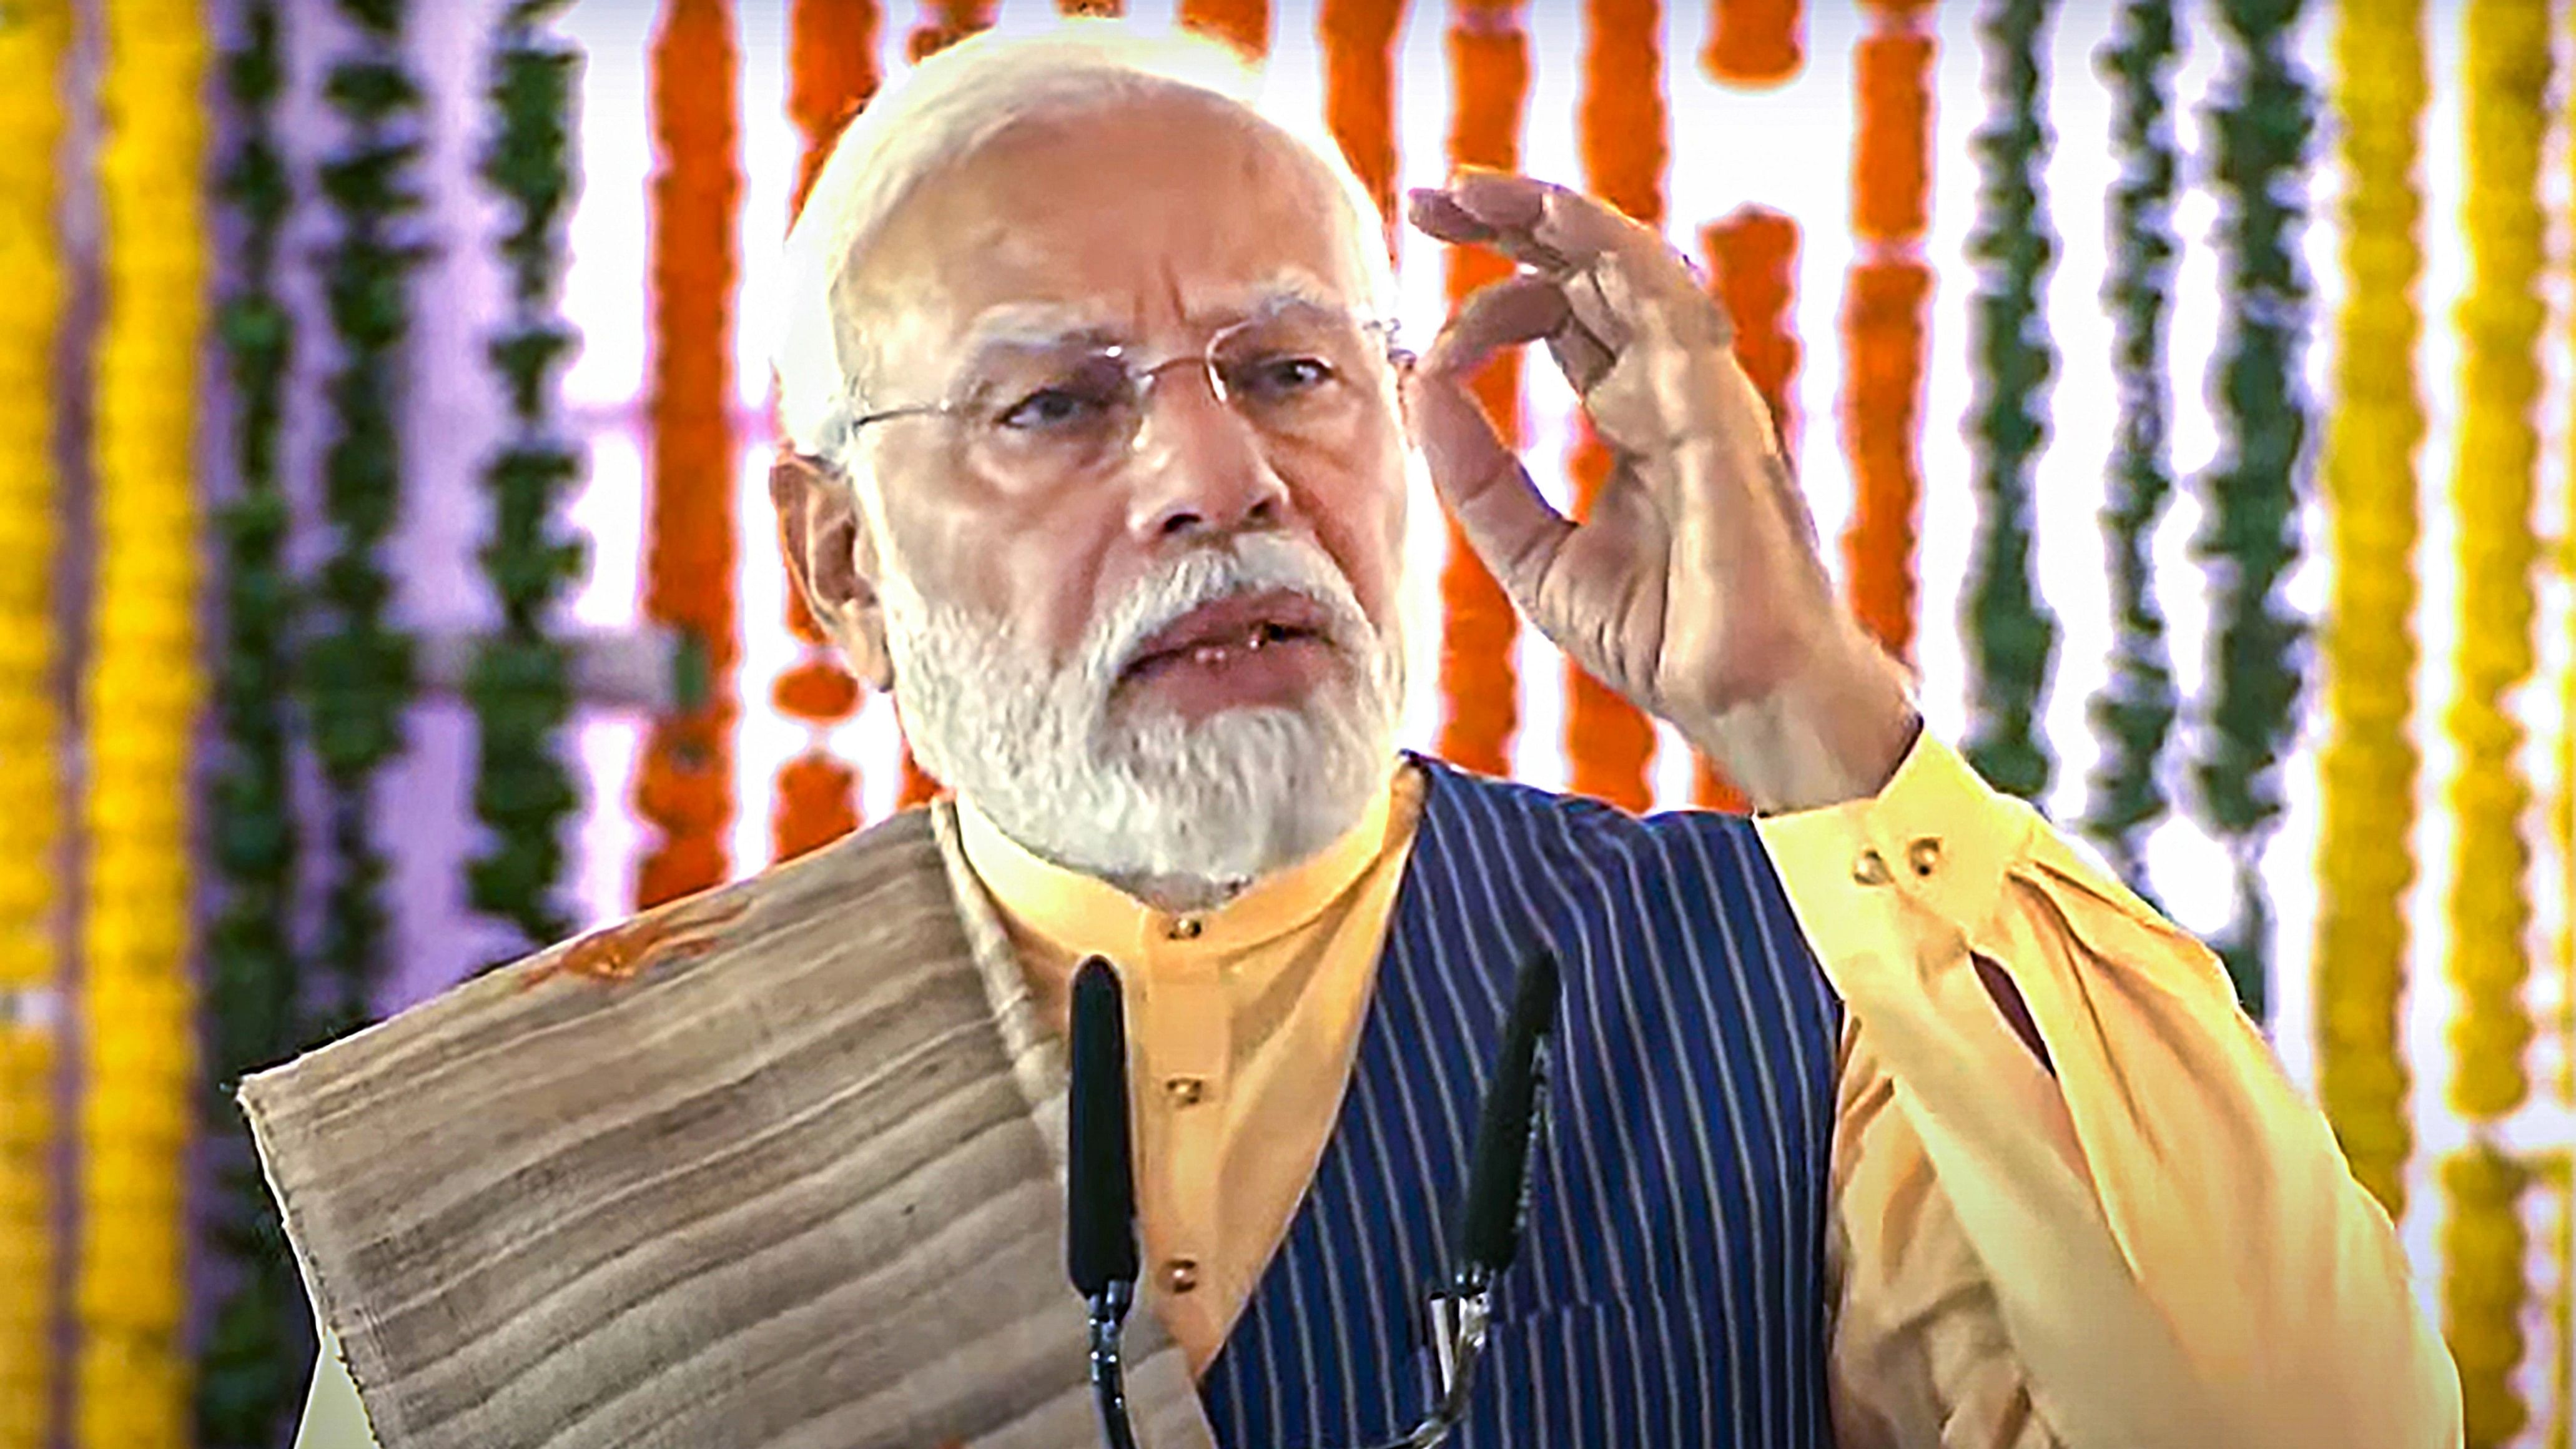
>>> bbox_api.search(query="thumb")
[1404,360,1572,598]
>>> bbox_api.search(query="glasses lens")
[1210,309,1388,447]
[958,348,1140,482]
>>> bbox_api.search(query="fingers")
[1422,272,1618,397]
[1403,357,1574,598]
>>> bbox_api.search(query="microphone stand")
[1069,958,1143,1449]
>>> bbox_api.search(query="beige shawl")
[240,804,1216,1449]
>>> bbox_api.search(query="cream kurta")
[295,732,2460,1448]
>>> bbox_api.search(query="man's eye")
[996,387,1107,431]
[1233,355,1336,400]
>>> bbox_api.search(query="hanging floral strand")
[910,0,996,65]
[1693,209,1798,811]
[633,0,740,909]
[2441,4,2549,1431]
[2189,0,2316,1017]
[470,0,588,949]
[1323,0,1406,240]
[1704,0,1801,89]
[1842,0,1932,673]
[302,0,426,1030]
[1570,0,1663,811]
[2311,0,2425,1221]
[1181,0,1271,59]
[77,2,209,1445]
[198,3,315,1442]
[0,7,70,1448]
[2078,0,2179,899]
[1960,0,2059,804]
[1436,0,1527,779]
[775,0,877,859]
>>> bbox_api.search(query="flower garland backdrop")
[1960,0,2058,806]
[199,3,315,1443]
[1434,0,1527,781]
[304,0,426,1030]
[2440,1,2551,1440]
[77,3,209,1445]
[474,0,587,949]
[2191,0,2316,1020]
[634,0,740,911]
[774,0,878,865]
[0,6,70,1448]
[2312,0,2425,1223]
[1841,0,1932,671]
[1567,0,1662,811]
[2078,0,2179,901]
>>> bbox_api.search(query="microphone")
[1373,944,1560,1449]
[1068,956,1142,1449]
[1455,944,1561,1281]
[1063,945,1561,1449]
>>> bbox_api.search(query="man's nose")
[1123,371,1291,541]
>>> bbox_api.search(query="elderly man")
[254,21,2459,1449]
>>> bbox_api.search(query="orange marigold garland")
[636,0,742,909]
[1321,0,1406,239]
[1704,0,1803,89]
[1692,210,1799,810]
[1840,2,1934,665]
[775,0,879,857]
[1569,0,1664,811]
[1180,0,1271,59]
[910,0,995,64]
[1436,0,1529,778]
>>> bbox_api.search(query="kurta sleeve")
[1754,732,2460,1449]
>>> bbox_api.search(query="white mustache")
[1080,535,1376,691]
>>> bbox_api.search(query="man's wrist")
[1682,633,1922,815]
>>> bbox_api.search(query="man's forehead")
[955,268,1352,351]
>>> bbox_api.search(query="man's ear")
[770,452,894,691]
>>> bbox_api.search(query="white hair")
[882,532,1405,893]
[772,17,1401,462]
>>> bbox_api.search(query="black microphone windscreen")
[1457,946,1560,1276]
[1067,956,1140,1298]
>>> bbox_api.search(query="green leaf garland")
[2193,0,2315,1018]
[2080,0,2180,902]
[468,0,586,961]
[199,7,310,1443]
[303,0,426,1039]
[1962,0,2060,804]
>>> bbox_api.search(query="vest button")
[1164,1258,1201,1293]
[1852,849,1893,886]
[1907,837,1943,877]
[1165,1076,1207,1107]
[1167,917,1204,941]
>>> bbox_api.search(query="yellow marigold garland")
[2442,0,2545,1124]
[0,6,70,1447]
[77,2,209,1445]
[2440,2,2549,1442]
[2312,0,2425,1220]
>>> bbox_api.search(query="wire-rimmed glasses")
[848,299,1410,489]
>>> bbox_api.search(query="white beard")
[879,533,1406,896]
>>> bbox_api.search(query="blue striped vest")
[1198,756,1845,1448]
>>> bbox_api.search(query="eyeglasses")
[850,301,1410,490]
